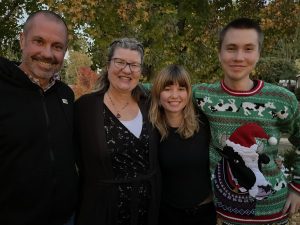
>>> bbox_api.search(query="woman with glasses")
[149,65,216,225]
[74,38,160,225]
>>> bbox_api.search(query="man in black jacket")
[0,10,78,225]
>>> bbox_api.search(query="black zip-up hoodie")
[0,57,78,225]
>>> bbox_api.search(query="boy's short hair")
[218,18,264,51]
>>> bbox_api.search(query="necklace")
[107,92,129,118]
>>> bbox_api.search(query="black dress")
[104,105,151,225]
[75,91,160,225]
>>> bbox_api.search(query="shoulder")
[0,57,19,78]
[55,81,75,101]
[193,82,220,95]
[0,56,16,67]
[136,84,150,100]
[197,108,209,126]
[56,81,73,93]
[141,82,152,91]
[263,81,294,93]
[74,91,104,122]
[262,81,297,101]
[193,82,219,88]
[0,56,12,65]
[75,90,103,108]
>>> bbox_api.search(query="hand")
[274,158,283,169]
[283,191,300,215]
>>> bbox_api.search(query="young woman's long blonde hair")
[149,65,199,140]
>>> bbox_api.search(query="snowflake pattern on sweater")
[193,80,300,225]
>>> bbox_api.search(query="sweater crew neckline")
[221,79,264,96]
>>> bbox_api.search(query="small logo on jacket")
[62,99,68,104]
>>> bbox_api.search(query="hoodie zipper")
[39,89,56,167]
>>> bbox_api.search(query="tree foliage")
[255,57,298,83]
[0,0,43,59]
[64,49,93,84]
[71,66,99,99]
[260,0,300,55]
[2,0,299,83]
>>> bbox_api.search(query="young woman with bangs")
[149,64,216,225]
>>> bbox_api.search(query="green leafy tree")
[6,0,299,83]
[64,50,93,84]
[258,12,300,85]
[0,0,43,59]
[260,0,300,55]
[255,57,298,83]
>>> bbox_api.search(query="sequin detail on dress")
[104,105,151,225]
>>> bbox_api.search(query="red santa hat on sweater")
[226,123,277,153]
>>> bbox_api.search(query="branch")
[0,0,24,24]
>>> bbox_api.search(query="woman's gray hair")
[95,38,146,101]
[107,38,144,63]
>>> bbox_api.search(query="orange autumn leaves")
[71,67,99,99]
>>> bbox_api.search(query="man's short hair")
[23,10,68,37]
[218,18,264,52]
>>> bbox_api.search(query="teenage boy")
[193,18,300,225]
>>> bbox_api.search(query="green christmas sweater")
[193,80,300,225]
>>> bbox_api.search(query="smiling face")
[107,48,142,94]
[19,14,67,88]
[159,82,188,117]
[219,28,260,86]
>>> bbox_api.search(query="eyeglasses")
[111,58,142,73]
